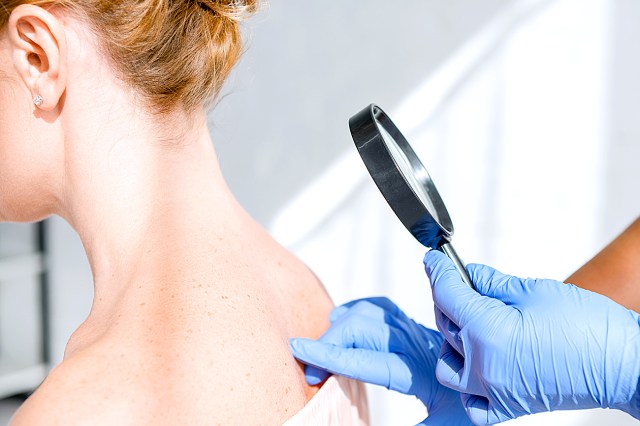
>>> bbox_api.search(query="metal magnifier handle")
[438,243,475,290]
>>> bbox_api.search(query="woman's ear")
[7,4,68,112]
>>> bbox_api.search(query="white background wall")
[14,0,640,425]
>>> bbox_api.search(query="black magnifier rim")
[349,104,454,245]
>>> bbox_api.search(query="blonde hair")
[0,0,258,116]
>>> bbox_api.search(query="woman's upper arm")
[566,217,640,312]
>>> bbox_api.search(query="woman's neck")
[58,108,257,358]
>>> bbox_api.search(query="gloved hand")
[289,297,473,426]
[424,249,640,425]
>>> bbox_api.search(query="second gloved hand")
[289,297,472,426]
[425,250,640,425]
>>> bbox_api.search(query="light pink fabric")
[282,375,369,425]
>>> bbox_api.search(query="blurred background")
[1,0,639,424]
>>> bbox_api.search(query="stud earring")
[33,95,43,107]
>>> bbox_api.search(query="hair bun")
[196,0,258,21]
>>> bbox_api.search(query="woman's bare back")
[11,222,334,425]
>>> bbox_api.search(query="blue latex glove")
[424,249,640,425]
[289,297,473,426]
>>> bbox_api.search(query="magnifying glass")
[349,104,475,290]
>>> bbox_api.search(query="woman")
[0,0,368,424]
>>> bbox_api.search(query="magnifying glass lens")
[375,118,442,223]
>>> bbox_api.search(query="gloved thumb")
[461,393,507,426]
[466,263,527,304]
[425,250,503,328]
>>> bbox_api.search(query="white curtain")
[270,0,640,424]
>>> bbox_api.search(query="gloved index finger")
[289,338,409,391]
[424,250,506,328]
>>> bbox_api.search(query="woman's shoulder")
[11,239,335,425]
[9,349,150,425]
[11,313,308,425]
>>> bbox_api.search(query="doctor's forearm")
[565,217,640,313]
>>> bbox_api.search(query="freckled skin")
[12,226,333,425]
